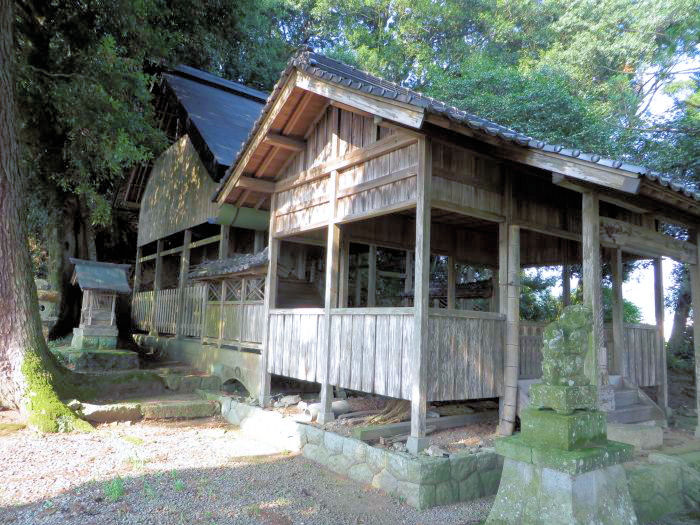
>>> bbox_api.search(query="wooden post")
[447,255,456,309]
[582,192,614,410]
[176,229,192,339]
[133,247,142,302]
[319,170,340,424]
[218,225,230,347]
[258,193,278,407]
[490,267,499,313]
[149,239,163,335]
[407,137,431,455]
[404,250,413,306]
[254,230,265,253]
[610,248,626,379]
[110,294,116,326]
[690,237,700,436]
[295,246,307,280]
[367,244,377,307]
[339,237,350,307]
[499,225,520,435]
[653,257,669,412]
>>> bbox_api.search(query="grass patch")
[103,476,125,502]
[0,423,26,436]
[142,481,156,500]
[173,479,186,492]
[244,504,262,516]
[121,435,146,446]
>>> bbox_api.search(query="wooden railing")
[267,307,505,402]
[202,277,266,347]
[131,290,154,331]
[179,283,207,338]
[154,288,178,334]
[518,321,662,387]
[427,310,505,401]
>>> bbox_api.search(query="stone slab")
[607,423,664,450]
[495,434,633,475]
[53,348,139,371]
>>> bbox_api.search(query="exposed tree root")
[365,399,411,425]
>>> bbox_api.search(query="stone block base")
[521,408,607,450]
[607,423,663,450]
[72,327,118,350]
[487,458,637,524]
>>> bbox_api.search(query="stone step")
[78,394,221,423]
[614,388,640,408]
[607,404,659,424]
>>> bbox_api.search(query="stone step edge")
[77,397,221,424]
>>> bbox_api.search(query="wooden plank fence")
[180,283,207,338]
[154,288,178,334]
[131,290,154,331]
[518,321,662,387]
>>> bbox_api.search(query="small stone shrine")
[55,258,138,371]
[486,305,637,524]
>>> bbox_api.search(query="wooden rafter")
[264,133,305,152]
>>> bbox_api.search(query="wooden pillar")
[339,237,350,307]
[404,250,413,306]
[259,194,278,406]
[499,224,520,435]
[354,258,362,306]
[367,244,377,307]
[254,230,265,253]
[175,229,192,339]
[582,192,613,409]
[447,255,456,309]
[133,247,142,301]
[407,137,431,455]
[490,268,499,313]
[295,246,307,280]
[218,225,230,347]
[319,170,340,424]
[149,239,163,335]
[690,237,700,436]
[610,248,626,379]
[654,257,669,412]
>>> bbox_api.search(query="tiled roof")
[188,248,268,280]
[217,50,698,203]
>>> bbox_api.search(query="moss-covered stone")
[141,399,219,419]
[52,348,139,372]
[521,408,607,450]
[529,384,597,414]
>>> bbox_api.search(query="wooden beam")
[237,176,276,193]
[499,224,520,436]
[259,193,279,407]
[319,170,340,423]
[354,412,496,442]
[217,70,298,202]
[296,71,425,129]
[582,192,612,409]
[175,229,192,339]
[690,233,700,437]
[552,174,649,214]
[264,132,305,152]
[653,257,668,412]
[425,114,640,193]
[610,248,626,379]
[367,245,377,307]
[408,137,431,454]
[283,91,314,135]
[600,216,697,264]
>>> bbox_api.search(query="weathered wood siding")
[154,288,178,334]
[431,141,503,216]
[138,135,220,247]
[131,290,154,331]
[427,310,505,401]
[518,321,662,387]
[202,278,266,346]
[267,307,505,401]
[267,309,326,381]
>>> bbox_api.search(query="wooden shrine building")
[210,51,700,452]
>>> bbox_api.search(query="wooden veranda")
[208,51,700,451]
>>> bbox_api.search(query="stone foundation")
[72,326,118,350]
[53,347,139,371]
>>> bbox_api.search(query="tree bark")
[668,264,692,354]
[0,0,88,432]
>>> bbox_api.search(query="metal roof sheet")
[70,258,131,293]
[216,50,698,204]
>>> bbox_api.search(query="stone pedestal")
[71,326,118,350]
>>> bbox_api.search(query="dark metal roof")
[216,50,698,203]
[164,68,266,170]
[188,248,269,280]
[70,258,131,293]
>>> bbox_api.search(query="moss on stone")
[21,351,93,433]
[0,423,26,435]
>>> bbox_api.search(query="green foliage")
[520,269,561,322]
[103,476,125,502]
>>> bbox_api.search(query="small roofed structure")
[70,258,131,350]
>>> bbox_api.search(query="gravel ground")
[0,415,493,525]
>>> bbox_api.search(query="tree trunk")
[668,264,692,354]
[0,0,89,432]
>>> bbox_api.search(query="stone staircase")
[607,375,666,425]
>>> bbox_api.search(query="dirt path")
[0,416,492,525]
